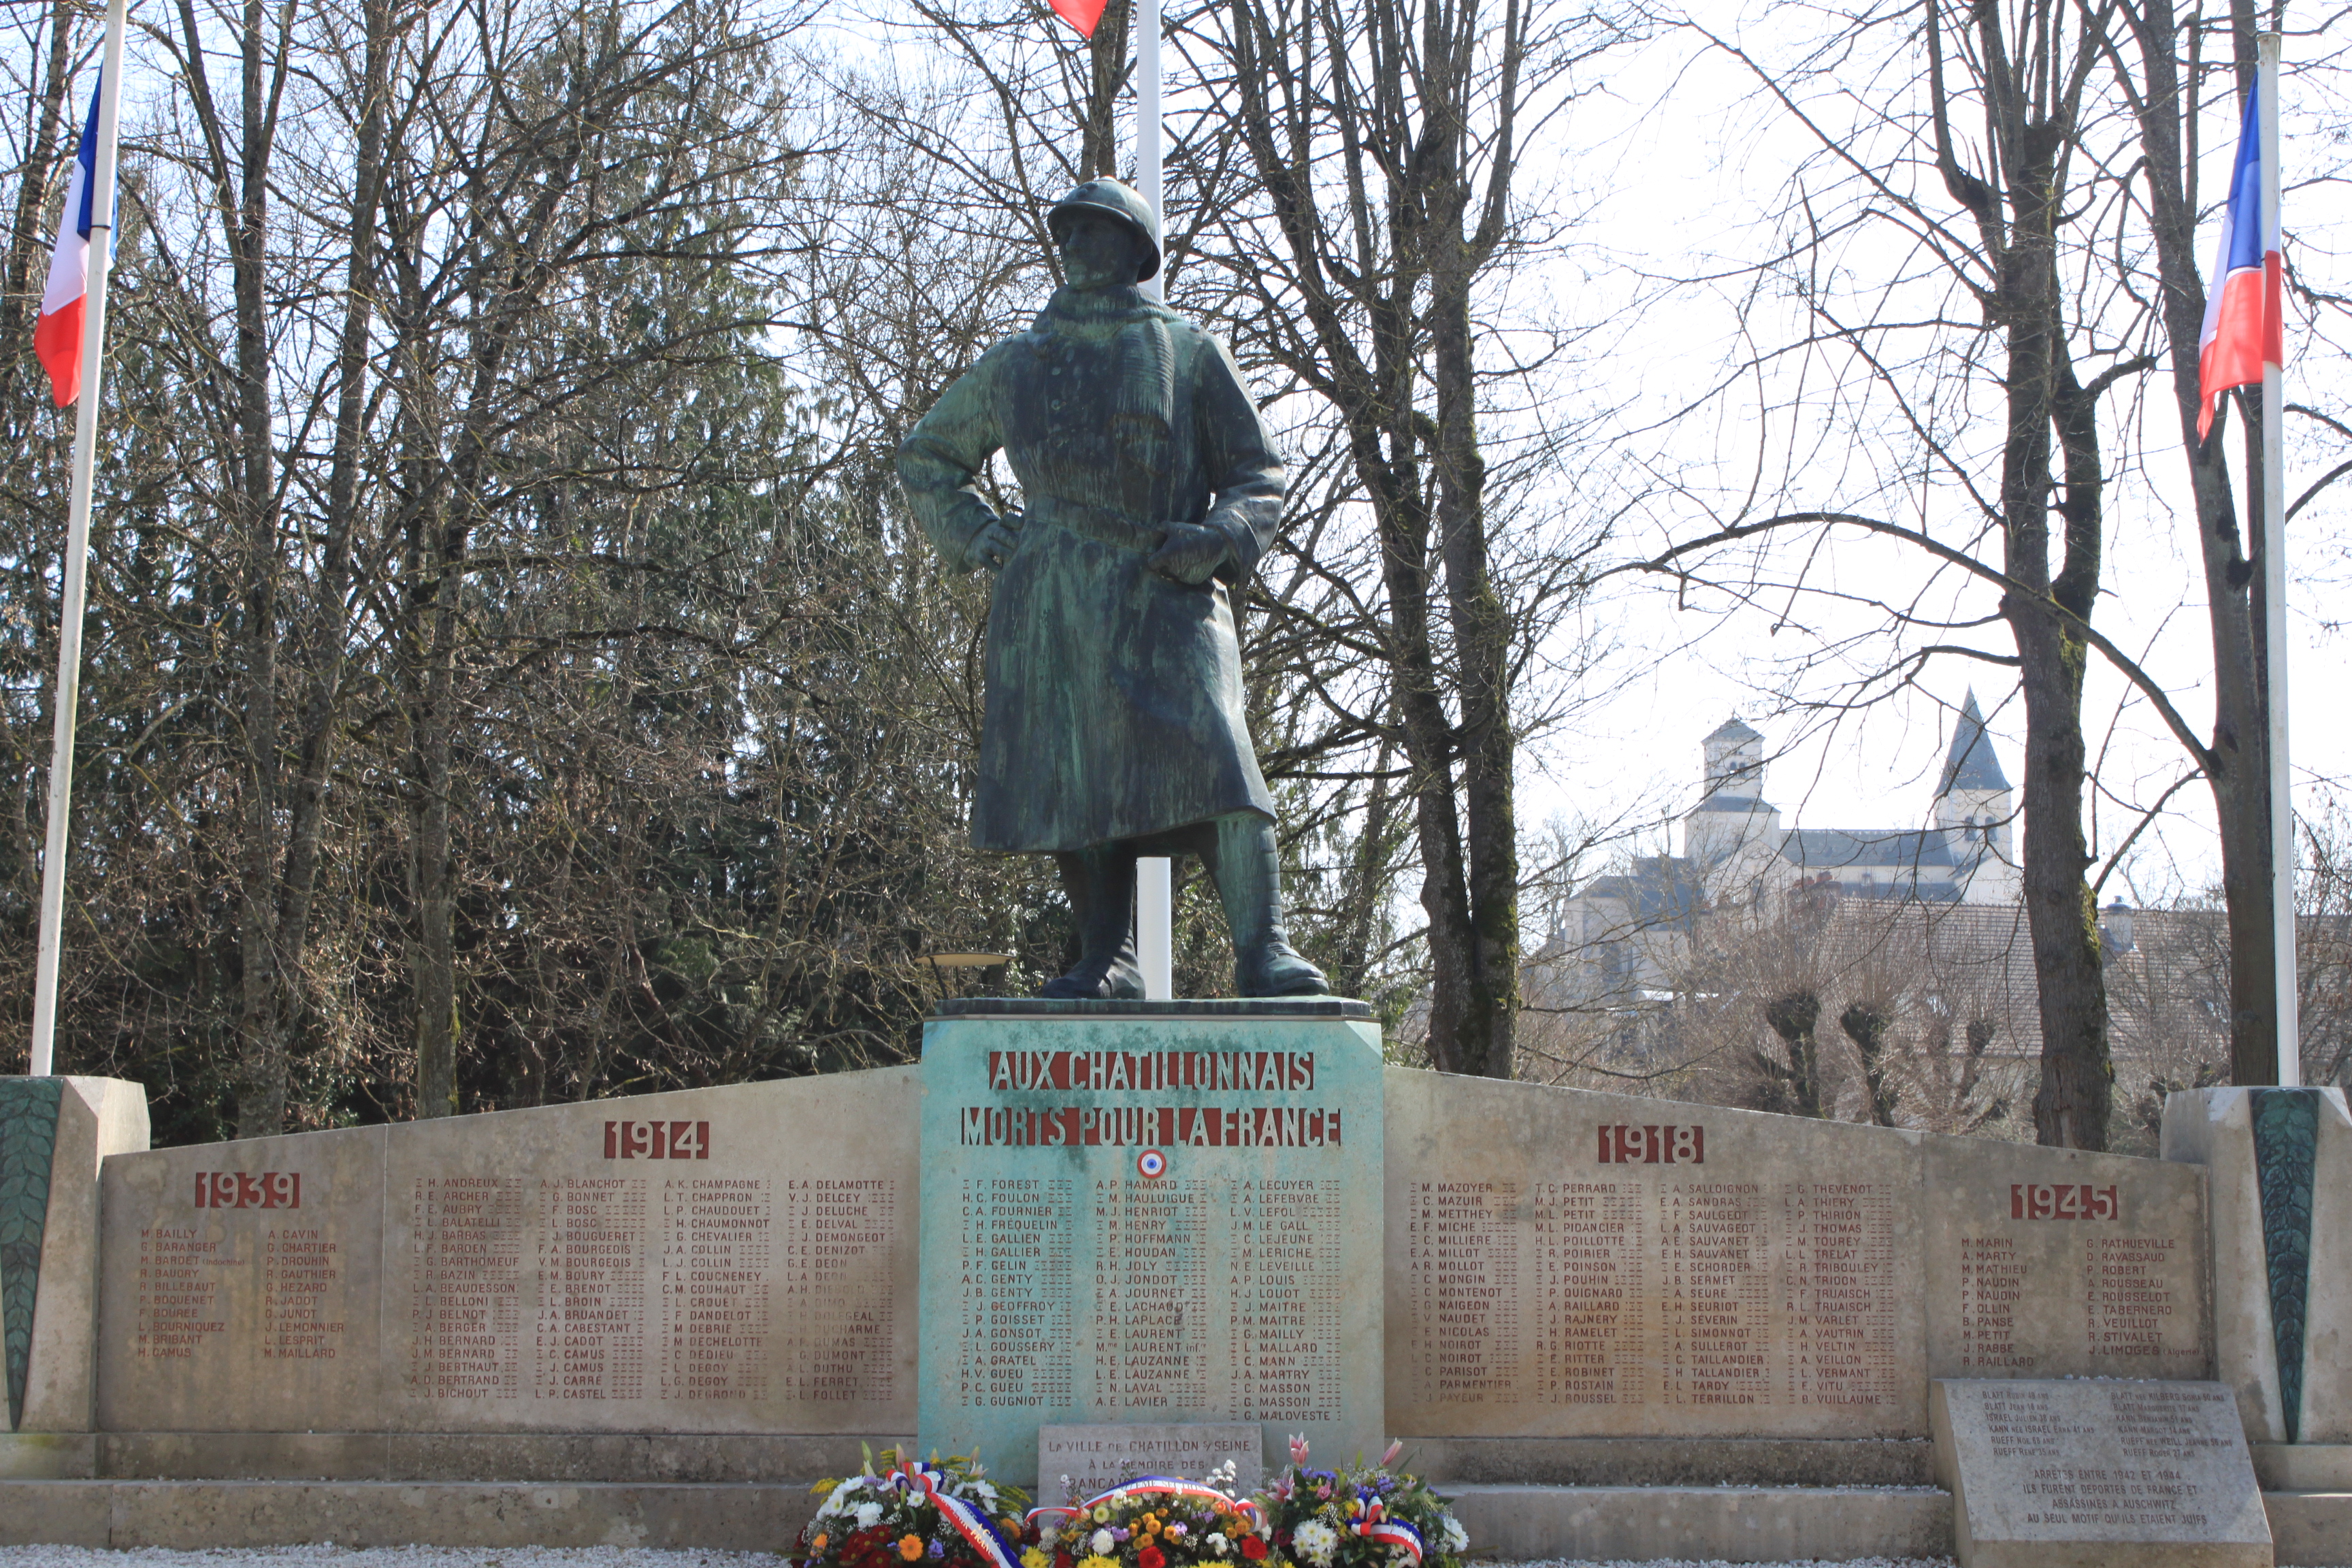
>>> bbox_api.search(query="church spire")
[1938,690,2011,796]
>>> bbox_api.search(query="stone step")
[3,1477,2339,1563]
[1446,1484,1955,1564]
[2264,1491,2352,1568]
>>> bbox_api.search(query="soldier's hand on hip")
[1147,522,1228,586]
[970,517,1022,572]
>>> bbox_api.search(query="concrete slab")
[93,1429,888,1482]
[2263,1492,2352,1567]
[2252,1445,2352,1493]
[0,1433,94,1479]
[1446,1482,1954,1563]
[1401,1435,1936,1487]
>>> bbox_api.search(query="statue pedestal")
[2163,1085,2352,1446]
[915,998,1386,1484]
[0,1076,147,1460]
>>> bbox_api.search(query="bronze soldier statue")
[897,179,1328,1000]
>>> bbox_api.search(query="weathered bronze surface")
[897,181,1326,998]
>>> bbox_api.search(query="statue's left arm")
[1192,332,1286,587]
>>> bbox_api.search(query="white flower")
[1207,1535,1232,1557]
[970,1482,999,1507]
[1293,1520,1340,1567]
[1091,1531,1117,1556]
[819,1481,859,1519]
[855,1503,884,1531]
[1440,1518,1469,1553]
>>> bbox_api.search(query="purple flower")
[927,1544,945,1560]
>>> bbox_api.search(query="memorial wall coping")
[2163,1086,2351,1446]
[10,1077,148,1435]
[917,1013,1386,1485]
[97,1072,921,1436]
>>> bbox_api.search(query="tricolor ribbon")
[881,1460,1023,1568]
[1026,1477,1264,1535]
[1348,1495,1423,1565]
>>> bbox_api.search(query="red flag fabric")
[1051,0,1108,37]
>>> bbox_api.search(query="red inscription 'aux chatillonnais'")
[960,1104,1341,1148]
[602,1118,710,1160]
[984,1049,1314,1094]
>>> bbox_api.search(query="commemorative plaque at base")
[917,1002,1385,1485]
[1036,1421,1263,1508]
[1931,1377,2271,1568]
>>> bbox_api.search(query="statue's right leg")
[1040,845,1144,999]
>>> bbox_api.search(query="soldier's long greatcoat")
[896,284,1283,853]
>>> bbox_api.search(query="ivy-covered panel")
[0,1079,63,1432]
[2251,1087,2321,1443]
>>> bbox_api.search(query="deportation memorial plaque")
[1036,1421,1264,1509]
[918,1006,1386,1483]
[1931,1377,2270,1568]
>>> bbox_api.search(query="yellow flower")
[1346,1502,1362,1518]
[1079,1556,1121,1568]
[1093,1509,1111,1524]
[1022,1550,1051,1568]
[900,1537,925,1561]
[812,1537,830,1555]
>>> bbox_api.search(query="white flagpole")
[2258,32,2296,1086]
[1135,0,1175,999]
[29,0,129,1079]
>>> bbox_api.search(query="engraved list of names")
[921,1022,1389,1482]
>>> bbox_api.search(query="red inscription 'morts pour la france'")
[961,1103,1340,1149]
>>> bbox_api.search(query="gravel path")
[0,1552,1962,1568]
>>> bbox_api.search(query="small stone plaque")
[1036,1422,1263,1509]
[1931,1379,2271,1568]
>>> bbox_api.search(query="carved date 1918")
[1597,1124,1705,1164]
[194,1171,302,1208]
[602,1118,711,1160]
[2010,1182,2119,1220]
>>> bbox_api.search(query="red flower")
[1139,1548,1166,1568]
[1241,1539,1269,1562]
[1055,1554,1075,1568]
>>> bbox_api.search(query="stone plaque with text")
[917,1009,1385,1484]
[1923,1139,2210,1383]
[1931,1378,2270,1568]
[1384,1071,1927,1438]
[1036,1421,1263,1509]
[98,1072,921,1434]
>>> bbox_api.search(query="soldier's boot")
[1207,813,1330,998]
[1041,847,1145,999]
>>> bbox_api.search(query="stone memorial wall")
[1384,1074,2211,1442]
[917,1009,1386,1484]
[98,1072,921,1435]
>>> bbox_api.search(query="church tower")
[1933,691,2016,898]
[1687,717,1780,870]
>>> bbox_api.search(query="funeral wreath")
[796,1448,1032,1568]
[1029,1463,1268,1568]
[1253,1438,1469,1568]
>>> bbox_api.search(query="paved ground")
[0,1550,1962,1568]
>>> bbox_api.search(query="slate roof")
[1940,690,2012,794]
[1578,855,1708,924]
[1780,826,1961,870]
[1708,717,1763,743]
[1693,794,1775,814]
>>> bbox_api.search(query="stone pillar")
[0,1075,148,1469]
[2161,1085,2351,1446]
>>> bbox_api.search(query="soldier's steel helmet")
[1047,178,1162,282]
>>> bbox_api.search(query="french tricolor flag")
[34,79,104,409]
[2198,80,2285,440]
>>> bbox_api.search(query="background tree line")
[1,0,2342,1149]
